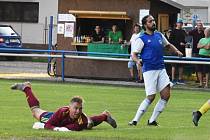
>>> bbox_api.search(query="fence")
[0,48,210,82]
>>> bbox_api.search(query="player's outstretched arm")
[167,43,183,57]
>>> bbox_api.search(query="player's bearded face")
[146,16,156,32]
[69,102,83,119]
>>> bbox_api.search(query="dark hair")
[133,23,141,28]
[70,96,84,104]
[141,15,152,30]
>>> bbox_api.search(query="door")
[158,14,169,33]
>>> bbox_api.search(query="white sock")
[133,98,151,122]
[149,99,167,123]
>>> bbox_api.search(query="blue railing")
[0,48,210,82]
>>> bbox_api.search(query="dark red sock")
[90,114,107,126]
[23,87,40,108]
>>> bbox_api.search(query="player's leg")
[197,65,203,87]
[205,73,209,88]
[177,65,185,84]
[193,99,210,126]
[136,63,143,83]
[204,65,209,88]
[89,110,117,128]
[128,60,135,81]
[129,70,158,126]
[171,65,176,84]
[148,69,170,126]
[11,82,47,121]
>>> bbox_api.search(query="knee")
[31,108,40,120]
[161,91,170,101]
[161,93,170,101]
[147,95,156,102]
[160,85,170,101]
[32,111,37,118]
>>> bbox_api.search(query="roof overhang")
[160,0,187,10]
[68,10,131,20]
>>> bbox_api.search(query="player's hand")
[136,60,141,65]
[53,127,70,132]
[32,122,45,129]
[87,118,94,129]
[176,50,183,57]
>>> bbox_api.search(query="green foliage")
[0,79,210,140]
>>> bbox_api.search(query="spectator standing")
[164,28,172,41]
[123,23,143,82]
[169,19,187,85]
[197,27,210,88]
[188,21,205,83]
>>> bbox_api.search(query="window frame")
[0,2,39,23]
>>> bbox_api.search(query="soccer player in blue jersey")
[129,15,183,126]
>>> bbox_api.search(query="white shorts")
[143,69,170,96]
[128,60,136,69]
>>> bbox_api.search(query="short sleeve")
[161,33,170,47]
[131,38,144,53]
[198,38,204,45]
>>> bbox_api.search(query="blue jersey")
[132,32,169,73]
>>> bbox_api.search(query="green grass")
[0,79,210,140]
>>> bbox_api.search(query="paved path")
[0,61,47,74]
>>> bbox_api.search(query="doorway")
[158,14,169,32]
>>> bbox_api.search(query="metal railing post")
[48,16,53,64]
[61,52,65,82]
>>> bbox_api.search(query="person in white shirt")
[123,24,143,82]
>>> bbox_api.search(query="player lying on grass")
[193,99,210,126]
[11,82,117,131]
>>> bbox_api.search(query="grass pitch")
[0,79,210,140]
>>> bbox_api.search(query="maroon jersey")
[44,106,88,131]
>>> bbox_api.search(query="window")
[0,2,39,23]
[0,26,17,36]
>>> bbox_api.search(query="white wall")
[172,0,209,23]
[0,0,58,44]
[190,8,208,23]
[172,0,208,7]
[181,8,208,23]
[209,0,210,22]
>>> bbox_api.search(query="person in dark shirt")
[169,19,186,85]
[188,21,205,56]
[91,25,105,43]
[188,21,205,84]
[11,82,117,131]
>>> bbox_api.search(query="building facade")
[172,0,209,24]
[0,0,58,49]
